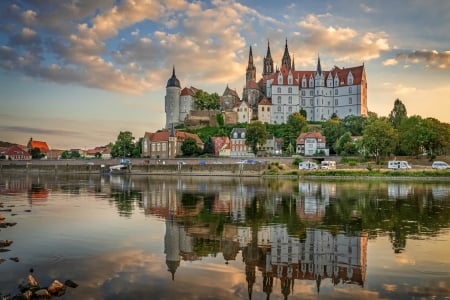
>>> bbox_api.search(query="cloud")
[295,14,390,64]
[383,58,398,66]
[0,125,82,137]
[395,50,450,69]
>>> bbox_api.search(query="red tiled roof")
[258,97,272,105]
[28,139,50,153]
[5,145,32,157]
[180,87,195,96]
[296,132,326,144]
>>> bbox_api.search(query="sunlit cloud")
[383,58,398,66]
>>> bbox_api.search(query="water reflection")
[1,174,450,299]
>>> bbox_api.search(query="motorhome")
[388,160,411,170]
[299,161,319,170]
[320,160,336,170]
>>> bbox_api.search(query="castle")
[165,40,367,128]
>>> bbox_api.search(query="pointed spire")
[246,45,256,83]
[266,40,272,58]
[281,38,291,70]
[316,55,322,75]
[249,45,254,64]
[166,65,180,88]
[292,54,295,71]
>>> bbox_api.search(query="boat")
[109,163,130,174]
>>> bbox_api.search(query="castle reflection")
[140,178,367,298]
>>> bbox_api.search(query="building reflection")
[143,179,367,298]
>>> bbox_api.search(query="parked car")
[432,161,449,169]
[388,160,411,169]
[198,160,207,165]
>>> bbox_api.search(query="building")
[232,100,252,124]
[257,97,271,124]
[4,145,31,160]
[27,138,50,156]
[230,128,253,158]
[249,40,368,123]
[165,40,367,128]
[142,128,203,159]
[296,132,329,156]
[211,136,231,157]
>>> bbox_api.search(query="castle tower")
[246,46,256,84]
[165,66,181,129]
[263,40,274,76]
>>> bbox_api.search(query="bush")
[292,157,302,166]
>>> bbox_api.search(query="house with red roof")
[296,132,329,156]
[4,145,32,160]
[211,136,231,157]
[141,128,203,159]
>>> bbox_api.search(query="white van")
[388,160,411,170]
[299,161,319,170]
[321,160,336,169]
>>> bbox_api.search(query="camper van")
[299,161,319,170]
[388,160,411,170]
[320,160,336,170]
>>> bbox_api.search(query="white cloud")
[383,58,398,66]
[395,50,450,69]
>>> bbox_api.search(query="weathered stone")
[47,280,66,296]
[0,239,13,247]
[27,274,39,288]
[33,289,50,299]
[0,213,5,220]
[64,279,79,288]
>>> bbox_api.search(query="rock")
[64,279,79,288]
[0,213,5,220]
[0,209,12,212]
[27,274,39,288]
[34,289,50,299]
[10,257,20,262]
[0,222,17,228]
[47,280,66,296]
[0,258,6,264]
[0,239,13,247]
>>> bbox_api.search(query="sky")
[1,0,449,150]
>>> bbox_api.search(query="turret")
[263,40,274,76]
[246,46,256,83]
[281,38,291,70]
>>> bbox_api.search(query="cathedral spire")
[316,55,322,75]
[281,38,291,70]
[263,40,274,76]
[246,45,256,83]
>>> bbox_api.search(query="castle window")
[268,107,270,112]
[277,106,281,112]
[301,90,305,96]
[277,96,281,104]
[277,87,281,93]
[335,89,338,95]
[288,106,292,112]
[302,99,305,106]
[349,87,352,93]
[288,87,292,93]
[349,97,352,104]
[262,107,265,112]
[310,90,313,96]
[310,99,314,106]
[335,99,339,105]
[288,96,292,104]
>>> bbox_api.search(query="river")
[1,174,449,299]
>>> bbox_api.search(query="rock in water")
[48,280,66,296]
[64,279,79,288]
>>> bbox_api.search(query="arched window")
[277,87,281,93]
[288,96,292,104]
[288,87,292,93]
[277,96,281,104]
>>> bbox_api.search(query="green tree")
[322,118,346,153]
[132,137,143,158]
[203,137,214,155]
[299,108,307,119]
[388,98,408,129]
[286,112,308,146]
[194,90,220,110]
[342,115,367,136]
[246,121,269,155]
[61,150,70,159]
[111,131,135,158]
[335,132,357,156]
[362,117,397,163]
[29,147,43,159]
[94,152,102,159]
[181,137,201,156]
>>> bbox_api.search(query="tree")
[181,137,201,156]
[194,90,220,110]
[335,132,358,156]
[203,137,214,155]
[299,108,307,119]
[362,117,397,163]
[342,115,367,136]
[388,98,407,129]
[29,147,43,159]
[111,131,135,158]
[246,121,269,155]
[322,118,346,154]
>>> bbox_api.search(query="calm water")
[1,174,450,300]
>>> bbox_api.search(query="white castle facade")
[165,40,368,127]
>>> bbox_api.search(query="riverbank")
[1,160,450,179]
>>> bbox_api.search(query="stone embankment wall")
[0,163,267,177]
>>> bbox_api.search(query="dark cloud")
[1,125,82,137]
[396,50,450,69]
